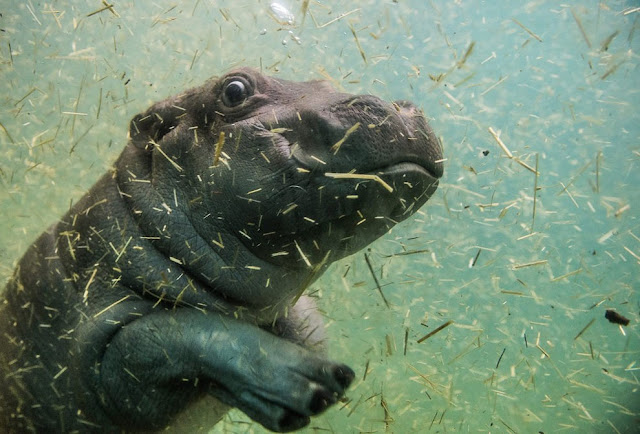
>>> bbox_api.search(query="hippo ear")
[128,100,186,151]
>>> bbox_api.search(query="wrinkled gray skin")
[0,68,443,432]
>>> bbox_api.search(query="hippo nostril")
[333,365,355,389]
[309,389,336,414]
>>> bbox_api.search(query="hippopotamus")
[0,67,443,432]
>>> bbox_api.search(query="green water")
[1,1,638,432]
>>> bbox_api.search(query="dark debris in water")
[605,309,630,326]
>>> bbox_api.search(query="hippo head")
[125,68,443,313]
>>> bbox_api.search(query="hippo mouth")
[349,156,443,202]
[374,160,442,182]
[313,158,441,229]
[370,160,441,217]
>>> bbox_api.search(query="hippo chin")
[0,68,443,432]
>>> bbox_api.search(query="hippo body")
[0,68,443,432]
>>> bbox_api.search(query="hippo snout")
[392,99,444,179]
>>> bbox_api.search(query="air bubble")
[269,2,295,26]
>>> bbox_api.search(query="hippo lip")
[373,159,443,181]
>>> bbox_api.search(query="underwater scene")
[1,0,638,432]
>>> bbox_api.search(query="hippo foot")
[100,308,354,432]
[210,362,354,432]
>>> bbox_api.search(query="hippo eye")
[222,79,251,107]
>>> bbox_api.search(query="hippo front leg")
[99,308,354,432]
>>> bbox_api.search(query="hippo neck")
[110,145,321,321]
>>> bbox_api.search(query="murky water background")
[1,1,638,432]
